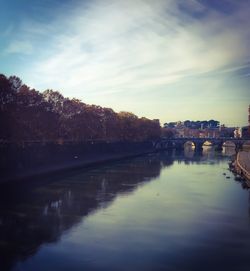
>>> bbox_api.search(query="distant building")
[163,119,247,138]
[219,126,234,138]
[164,120,220,130]
[204,128,220,138]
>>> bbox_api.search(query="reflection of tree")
[0,156,163,270]
[154,151,174,168]
[0,150,234,270]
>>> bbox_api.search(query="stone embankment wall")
[234,150,250,183]
[0,141,155,184]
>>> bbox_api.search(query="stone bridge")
[153,137,250,152]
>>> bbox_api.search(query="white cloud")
[4,40,33,55]
[22,0,249,95]
[5,0,250,125]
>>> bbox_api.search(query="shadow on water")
[0,146,245,271]
[0,152,173,270]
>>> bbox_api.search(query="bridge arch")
[223,141,236,148]
[184,141,195,148]
[202,140,214,147]
[183,140,204,151]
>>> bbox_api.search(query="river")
[1,147,250,271]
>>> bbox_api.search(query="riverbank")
[0,141,155,184]
[230,150,250,186]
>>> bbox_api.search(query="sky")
[0,0,249,127]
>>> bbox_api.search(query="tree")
[162,128,175,139]
[0,74,161,142]
[9,76,22,92]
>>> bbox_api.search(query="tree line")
[0,74,161,143]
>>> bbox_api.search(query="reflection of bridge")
[153,137,250,151]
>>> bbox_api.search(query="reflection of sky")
[14,154,250,271]
[0,0,250,126]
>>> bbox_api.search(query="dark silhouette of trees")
[0,74,161,143]
[162,128,175,138]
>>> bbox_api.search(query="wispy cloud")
[1,0,249,125]
[4,40,33,55]
[17,0,248,95]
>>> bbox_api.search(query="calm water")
[1,147,250,271]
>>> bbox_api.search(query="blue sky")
[0,0,249,126]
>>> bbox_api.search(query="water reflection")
[0,147,248,271]
[180,145,234,165]
[0,154,169,270]
[222,146,236,156]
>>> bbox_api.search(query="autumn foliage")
[0,74,161,142]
